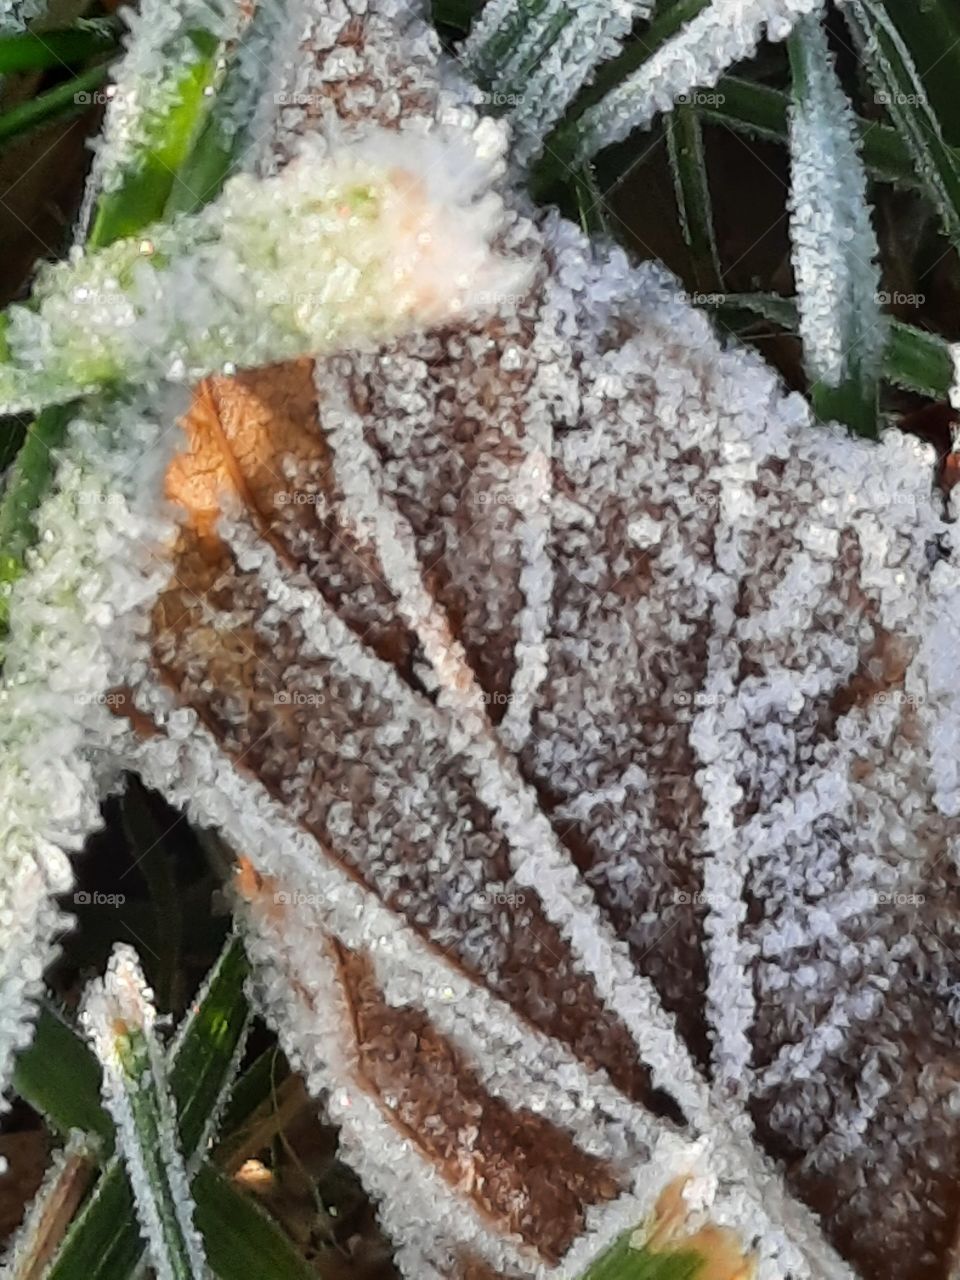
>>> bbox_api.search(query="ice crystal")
[4,0,960,1278]
[0,391,178,1107]
[567,0,824,162]
[461,0,652,163]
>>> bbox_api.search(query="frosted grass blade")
[787,10,884,436]
[81,945,209,1280]
[843,0,960,249]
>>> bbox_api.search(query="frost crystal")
[461,0,652,163]
[78,0,242,230]
[0,0,43,31]
[567,0,824,162]
[5,0,960,1278]
[788,12,884,399]
[0,391,178,1107]
[0,130,530,415]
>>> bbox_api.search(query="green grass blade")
[215,1046,284,1152]
[19,936,253,1280]
[702,76,921,188]
[787,11,884,437]
[844,0,960,249]
[533,0,711,191]
[710,292,954,400]
[0,0,251,638]
[664,101,721,289]
[44,1162,143,1280]
[164,0,288,219]
[0,18,120,74]
[0,401,74,636]
[168,934,250,1162]
[460,0,555,88]
[87,27,226,248]
[851,0,960,147]
[0,63,109,146]
[577,1230,705,1279]
[569,162,611,237]
[16,936,250,1161]
[81,946,208,1280]
[12,1003,113,1150]
[192,1164,316,1280]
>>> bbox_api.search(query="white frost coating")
[567,0,823,161]
[78,0,240,233]
[0,1130,94,1278]
[463,0,651,163]
[241,904,540,1279]
[222,477,855,1280]
[315,388,712,1128]
[81,945,209,1280]
[950,343,960,412]
[787,11,884,393]
[234,841,837,1280]
[498,434,553,752]
[0,0,43,30]
[460,0,556,86]
[0,130,532,416]
[0,391,179,1111]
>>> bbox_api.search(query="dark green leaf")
[665,103,722,290]
[0,63,110,147]
[13,1004,113,1150]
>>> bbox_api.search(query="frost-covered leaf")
[8,1,960,1279]
[842,0,960,249]
[81,945,209,1280]
[543,0,824,171]
[0,130,531,415]
[787,10,884,436]
[462,0,652,163]
[712,291,955,399]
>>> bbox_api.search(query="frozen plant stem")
[0,130,530,415]
[81,946,209,1280]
